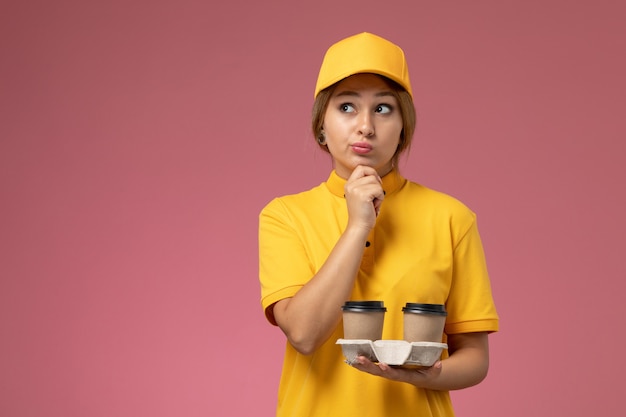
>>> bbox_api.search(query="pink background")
[2,0,625,416]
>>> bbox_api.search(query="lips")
[351,142,372,154]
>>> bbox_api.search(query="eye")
[375,104,393,114]
[340,103,356,113]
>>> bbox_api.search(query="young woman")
[259,32,499,416]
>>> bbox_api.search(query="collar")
[325,169,406,198]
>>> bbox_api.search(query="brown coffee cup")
[402,303,447,342]
[341,301,386,340]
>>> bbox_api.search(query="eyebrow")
[333,90,396,98]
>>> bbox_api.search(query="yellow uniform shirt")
[259,169,499,417]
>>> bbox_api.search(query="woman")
[259,32,499,416]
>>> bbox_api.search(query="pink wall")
[2,1,625,416]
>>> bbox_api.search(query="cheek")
[392,120,404,140]
[322,119,348,140]
[384,122,403,140]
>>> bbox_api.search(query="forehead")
[331,73,396,97]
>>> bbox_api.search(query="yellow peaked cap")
[314,32,412,98]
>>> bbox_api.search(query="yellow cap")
[314,32,412,98]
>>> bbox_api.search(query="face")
[322,73,403,179]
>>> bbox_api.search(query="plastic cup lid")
[341,300,387,312]
[402,303,447,316]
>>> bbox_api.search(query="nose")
[357,112,374,137]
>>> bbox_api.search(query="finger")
[345,182,384,203]
[350,357,382,376]
[378,362,391,371]
[349,165,382,183]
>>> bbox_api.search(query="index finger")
[349,165,382,183]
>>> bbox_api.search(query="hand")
[344,165,385,232]
[350,333,490,390]
[349,355,443,386]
